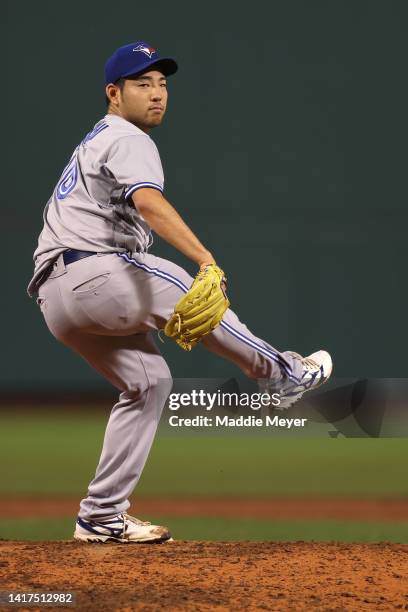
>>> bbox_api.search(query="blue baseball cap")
[105,41,178,85]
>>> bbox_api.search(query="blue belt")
[63,249,98,266]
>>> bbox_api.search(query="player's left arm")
[105,135,214,268]
[132,188,215,270]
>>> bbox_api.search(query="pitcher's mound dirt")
[0,541,407,611]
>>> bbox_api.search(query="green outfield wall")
[4,0,407,390]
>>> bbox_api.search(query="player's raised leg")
[117,251,332,400]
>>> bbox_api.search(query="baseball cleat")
[74,512,172,544]
[278,350,333,409]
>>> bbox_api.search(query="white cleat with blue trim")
[278,350,333,409]
[74,513,172,544]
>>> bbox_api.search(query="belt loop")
[49,253,67,279]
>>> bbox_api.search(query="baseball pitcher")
[27,41,333,543]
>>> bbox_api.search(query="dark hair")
[105,77,126,106]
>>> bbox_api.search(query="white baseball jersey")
[27,114,164,297]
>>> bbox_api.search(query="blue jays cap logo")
[133,44,157,59]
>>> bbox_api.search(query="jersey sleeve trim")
[125,182,163,200]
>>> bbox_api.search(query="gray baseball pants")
[37,251,303,520]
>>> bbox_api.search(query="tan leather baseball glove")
[164,264,230,351]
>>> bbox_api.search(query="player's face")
[115,70,168,131]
